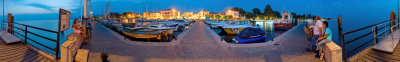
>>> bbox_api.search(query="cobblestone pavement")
[84,21,322,62]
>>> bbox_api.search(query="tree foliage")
[253,8,262,15]
[264,4,275,17]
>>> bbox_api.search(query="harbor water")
[212,21,289,43]
[13,20,74,56]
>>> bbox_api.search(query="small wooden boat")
[119,28,168,40]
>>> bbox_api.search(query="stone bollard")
[323,41,342,62]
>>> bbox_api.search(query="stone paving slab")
[85,21,322,62]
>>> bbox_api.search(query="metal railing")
[338,17,397,61]
[2,22,61,59]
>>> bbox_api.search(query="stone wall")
[323,41,342,62]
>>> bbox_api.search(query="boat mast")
[81,0,82,21]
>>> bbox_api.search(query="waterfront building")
[224,9,240,19]
[207,13,223,20]
[160,9,180,19]
[196,10,210,19]
[142,12,150,19]
[183,12,194,19]
[149,12,162,19]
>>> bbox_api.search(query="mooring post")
[337,16,346,62]
[7,13,14,34]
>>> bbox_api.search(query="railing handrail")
[12,22,58,33]
[339,18,397,62]
[343,20,391,35]
[2,22,61,59]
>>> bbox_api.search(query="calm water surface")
[14,20,73,56]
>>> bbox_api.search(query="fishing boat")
[222,21,251,34]
[119,28,169,40]
[207,21,226,28]
[148,24,174,34]
[175,19,191,26]
[274,11,294,30]
[273,20,293,29]
[232,27,266,43]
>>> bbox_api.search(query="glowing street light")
[172,9,176,12]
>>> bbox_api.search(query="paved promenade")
[84,21,321,62]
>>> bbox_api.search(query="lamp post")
[2,0,4,31]
[81,0,82,21]
[397,0,399,29]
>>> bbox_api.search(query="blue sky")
[0,0,399,21]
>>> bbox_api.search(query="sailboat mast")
[81,0,82,21]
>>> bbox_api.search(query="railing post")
[375,26,378,44]
[337,16,346,62]
[24,26,27,44]
[56,31,60,59]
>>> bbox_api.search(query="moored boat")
[222,21,251,34]
[274,11,294,30]
[148,24,174,34]
[119,28,169,40]
[232,27,266,43]
[273,22,293,29]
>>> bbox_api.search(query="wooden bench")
[322,41,342,62]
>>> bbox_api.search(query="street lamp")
[397,0,399,28]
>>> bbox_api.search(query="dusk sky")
[0,0,398,22]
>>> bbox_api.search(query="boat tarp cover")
[238,27,265,37]
[234,36,266,43]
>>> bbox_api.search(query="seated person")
[73,19,82,33]
[316,21,332,60]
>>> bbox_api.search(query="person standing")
[307,16,324,51]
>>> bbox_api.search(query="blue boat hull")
[233,36,266,43]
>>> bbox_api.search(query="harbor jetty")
[1,17,400,62]
[79,21,324,62]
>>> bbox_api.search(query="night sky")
[0,0,398,22]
